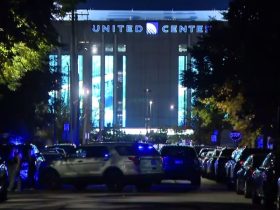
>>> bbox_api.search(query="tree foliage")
[0,0,59,89]
[183,0,280,145]
[0,0,84,89]
[0,64,62,137]
[0,0,83,139]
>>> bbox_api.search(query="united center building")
[51,10,224,138]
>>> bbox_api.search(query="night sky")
[76,0,231,10]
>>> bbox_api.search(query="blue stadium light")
[9,135,25,145]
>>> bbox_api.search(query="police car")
[39,142,163,192]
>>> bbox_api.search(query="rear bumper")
[163,170,201,181]
[124,173,164,184]
[60,173,164,185]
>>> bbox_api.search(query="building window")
[122,56,126,127]
[92,55,101,128]
[178,44,188,53]
[61,55,70,107]
[118,44,126,52]
[105,55,114,127]
[49,55,58,108]
[178,56,187,126]
[105,44,113,53]
[78,55,83,111]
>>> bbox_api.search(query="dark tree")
[184,0,280,144]
[0,61,62,139]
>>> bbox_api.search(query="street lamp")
[145,88,151,132]
[170,104,174,127]
[148,100,153,133]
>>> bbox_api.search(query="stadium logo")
[146,22,158,35]
[91,23,208,34]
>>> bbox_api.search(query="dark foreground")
[0,179,265,210]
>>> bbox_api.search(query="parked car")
[251,152,278,208]
[214,147,234,182]
[226,147,269,189]
[235,153,268,197]
[40,148,66,164]
[0,155,8,202]
[205,148,222,179]
[198,147,215,160]
[201,151,214,177]
[224,147,242,181]
[39,142,163,192]
[160,145,201,187]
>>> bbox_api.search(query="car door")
[52,155,81,178]
[74,146,110,177]
[253,153,272,196]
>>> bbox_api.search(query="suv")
[160,145,201,187]
[39,142,163,192]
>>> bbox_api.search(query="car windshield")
[46,145,76,155]
[115,144,159,156]
[160,146,197,159]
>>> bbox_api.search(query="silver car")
[39,142,163,192]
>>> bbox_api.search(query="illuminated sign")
[91,23,208,34]
[146,22,158,35]
[230,131,242,142]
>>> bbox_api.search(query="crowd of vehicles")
[1,140,279,210]
[0,141,202,201]
[198,145,280,210]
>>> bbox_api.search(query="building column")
[82,47,92,144]
[186,34,192,127]
[70,10,79,146]
[99,34,105,132]
[113,34,118,127]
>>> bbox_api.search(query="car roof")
[85,141,151,146]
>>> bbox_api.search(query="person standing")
[27,148,36,189]
[7,148,22,192]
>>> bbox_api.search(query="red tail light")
[249,168,254,174]
[128,156,140,165]
[239,160,244,165]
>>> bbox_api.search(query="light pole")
[149,100,153,131]
[145,88,151,133]
[170,104,174,127]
